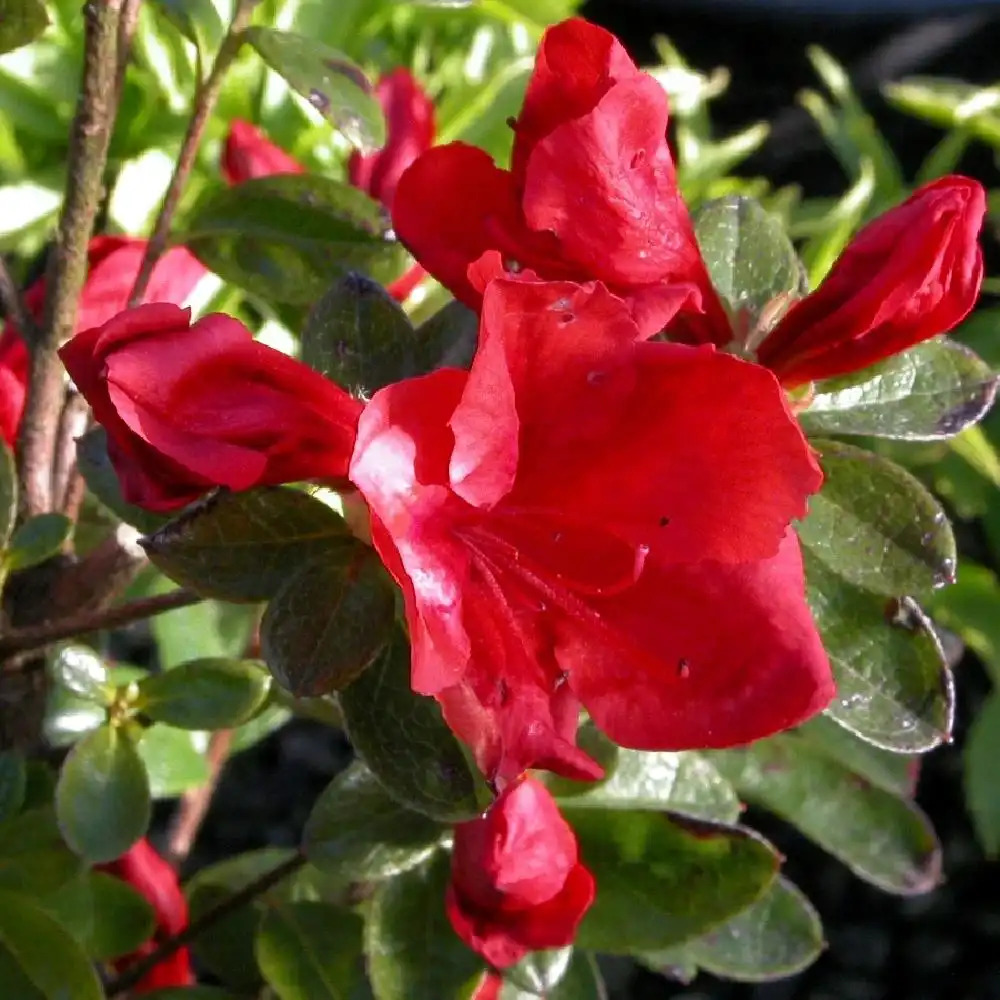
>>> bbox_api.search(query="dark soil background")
[182,7,1000,999]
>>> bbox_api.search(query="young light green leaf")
[138,658,271,730]
[572,811,779,954]
[711,734,941,894]
[366,851,482,1000]
[964,691,1000,856]
[0,438,15,549]
[504,948,573,997]
[55,724,151,862]
[501,952,607,1000]
[800,339,998,441]
[255,901,364,1000]
[0,751,25,824]
[929,560,1000,686]
[339,625,480,822]
[5,513,72,571]
[48,644,111,703]
[303,763,443,880]
[136,724,209,798]
[0,0,49,56]
[148,0,223,59]
[142,486,354,603]
[798,439,956,596]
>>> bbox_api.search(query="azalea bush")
[0,1,996,998]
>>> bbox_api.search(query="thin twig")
[0,255,38,342]
[18,0,125,517]
[0,587,201,657]
[106,850,307,997]
[127,0,258,307]
[51,392,89,517]
[114,0,142,103]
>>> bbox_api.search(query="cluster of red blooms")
[5,17,986,979]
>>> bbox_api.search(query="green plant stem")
[126,0,258,307]
[106,849,307,997]
[17,0,125,518]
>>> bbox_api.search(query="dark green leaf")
[243,28,383,152]
[181,174,402,305]
[142,990,245,999]
[415,300,479,374]
[261,550,395,697]
[137,724,210,798]
[0,0,48,56]
[0,438,15,549]
[798,439,956,595]
[55,724,151,862]
[75,428,170,534]
[138,658,271,729]
[142,486,353,602]
[805,551,953,752]
[965,691,1000,856]
[0,942,45,999]
[149,0,223,57]
[501,952,606,1000]
[929,560,1000,685]
[801,339,998,441]
[0,751,26,823]
[256,900,364,1000]
[641,876,823,983]
[504,948,572,996]
[0,808,83,894]
[48,644,110,703]
[303,763,443,880]
[303,272,417,393]
[366,851,482,1000]
[5,514,72,571]
[340,625,480,822]
[711,734,941,894]
[0,888,102,999]
[550,749,739,822]
[229,702,293,755]
[573,811,779,953]
[694,195,805,325]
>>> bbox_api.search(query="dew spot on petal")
[677,658,691,679]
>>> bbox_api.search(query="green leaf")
[148,0,223,58]
[800,339,998,441]
[929,561,1000,685]
[244,28,384,152]
[504,948,572,997]
[0,438,15,549]
[712,734,941,894]
[303,272,417,394]
[501,952,606,1000]
[366,851,482,1000]
[641,876,823,983]
[414,300,479,374]
[138,658,271,729]
[142,486,354,602]
[136,724,210,798]
[142,990,245,999]
[0,808,83,894]
[572,811,779,954]
[0,888,103,999]
[0,751,26,823]
[55,724,151,862]
[303,763,443,880]
[229,702,293,755]
[339,625,480,822]
[805,552,953,752]
[798,439,956,596]
[261,549,395,697]
[48,644,110,703]
[4,514,72,571]
[549,748,739,822]
[694,195,805,325]
[965,691,1000,856]
[256,900,364,1000]
[0,0,48,56]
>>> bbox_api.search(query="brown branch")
[114,0,142,103]
[106,850,307,997]
[127,0,258,307]
[0,587,201,657]
[0,256,38,342]
[51,393,89,517]
[18,0,125,517]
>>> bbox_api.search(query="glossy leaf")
[5,514,72,571]
[415,300,479,374]
[138,658,271,729]
[303,763,443,880]
[965,691,1000,856]
[55,724,151,862]
[256,900,364,1000]
[302,272,417,393]
[229,702,293,755]
[180,174,401,305]
[366,851,482,1000]
[261,549,395,697]
[0,0,48,56]
[142,486,353,603]
[339,625,480,822]
[243,28,384,151]
[0,438,15,548]
[929,560,1000,686]
[801,339,998,441]
[501,952,606,1000]
[805,551,953,752]
[0,751,26,824]
[571,811,779,953]
[149,587,258,669]
[798,439,956,596]
[0,888,103,999]
[148,0,223,58]
[48,644,110,703]
[712,734,941,894]
[137,724,210,798]
[504,948,573,997]
[0,807,83,894]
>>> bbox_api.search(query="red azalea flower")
[349,277,833,784]
[220,119,306,184]
[447,776,595,967]
[97,838,193,993]
[0,325,27,447]
[391,17,725,338]
[59,303,363,512]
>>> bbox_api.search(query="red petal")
[221,120,305,185]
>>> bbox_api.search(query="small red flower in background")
[447,776,594,968]
[349,277,833,784]
[97,838,192,993]
[470,972,503,1000]
[221,119,305,184]
[0,326,27,447]
[59,303,363,512]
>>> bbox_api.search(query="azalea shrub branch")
[127,0,259,308]
[0,255,39,343]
